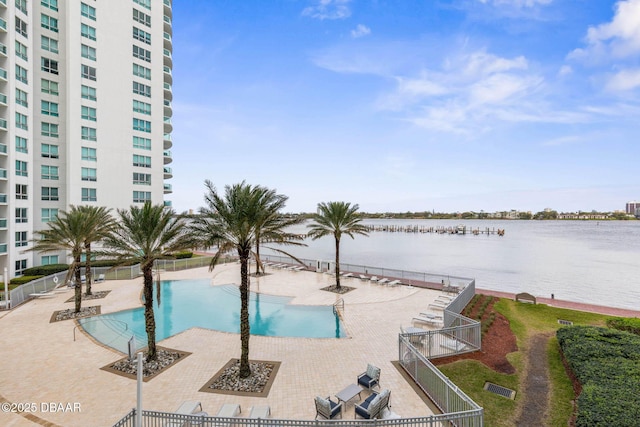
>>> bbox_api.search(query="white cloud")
[302,0,352,20]
[605,68,640,91]
[351,24,371,38]
[558,65,572,76]
[478,0,553,7]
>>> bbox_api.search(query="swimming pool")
[79,280,345,353]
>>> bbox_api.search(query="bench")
[515,292,536,304]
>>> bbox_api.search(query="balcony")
[0,243,7,255]
[163,150,172,165]
[0,168,6,179]
[163,166,172,179]
[164,200,172,208]
[164,15,172,34]
[163,66,172,85]
[163,183,172,194]
[0,93,6,106]
[0,67,7,81]
[0,43,6,57]
[0,17,6,32]
[164,32,172,51]
[0,193,7,204]
[163,49,173,67]
[164,82,172,101]
[164,100,172,119]
[163,133,172,150]
[164,116,172,133]
[0,143,6,155]
[0,218,6,229]
[163,0,172,18]
[0,119,7,131]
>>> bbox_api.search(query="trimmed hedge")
[174,251,193,259]
[606,317,640,336]
[10,275,45,285]
[557,326,640,426]
[22,264,69,276]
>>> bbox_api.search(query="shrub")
[606,317,640,336]
[10,276,44,285]
[22,264,69,276]
[174,251,193,259]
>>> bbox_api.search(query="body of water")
[80,281,345,352]
[269,220,640,311]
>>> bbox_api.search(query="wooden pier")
[363,224,505,236]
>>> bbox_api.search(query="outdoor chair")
[354,389,391,419]
[314,396,342,420]
[357,364,381,390]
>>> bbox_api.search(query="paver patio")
[0,263,444,426]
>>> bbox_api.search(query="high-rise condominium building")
[0,0,173,279]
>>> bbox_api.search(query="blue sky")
[169,0,640,214]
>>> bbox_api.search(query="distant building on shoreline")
[626,201,640,217]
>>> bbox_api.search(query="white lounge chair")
[369,276,379,282]
[29,291,55,299]
[378,278,390,284]
[165,401,207,427]
[413,315,442,326]
[359,274,369,280]
[95,274,105,282]
[341,272,353,278]
[249,405,271,419]
[388,280,401,286]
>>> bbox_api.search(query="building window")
[15,260,28,275]
[42,101,59,117]
[81,64,97,81]
[81,126,97,141]
[133,173,152,185]
[41,255,59,265]
[16,137,28,154]
[133,0,151,10]
[41,36,59,53]
[81,106,97,121]
[41,209,59,223]
[81,147,97,161]
[42,79,59,95]
[16,161,28,177]
[133,154,151,168]
[15,232,28,247]
[133,64,151,80]
[133,27,151,45]
[133,82,151,97]
[81,167,97,182]
[41,187,59,201]
[41,14,59,32]
[15,89,28,107]
[133,118,151,133]
[41,57,59,74]
[133,136,151,150]
[42,143,59,158]
[16,65,28,84]
[133,9,151,27]
[16,0,28,14]
[133,45,151,62]
[133,100,151,115]
[81,44,96,61]
[15,113,28,130]
[15,41,28,60]
[81,188,97,202]
[16,18,28,38]
[81,3,96,20]
[16,184,28,200]
[16,208,28,224]
[133,191,152,203]
[81,85,97,101]
[41,122,59,138]
[41,0,59,11]
[81,23,96,41]
[41,165,59,180]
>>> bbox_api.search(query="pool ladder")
[333,298,344,316]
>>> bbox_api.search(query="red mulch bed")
[432,296,518,374]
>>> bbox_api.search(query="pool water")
[79,280,345,352]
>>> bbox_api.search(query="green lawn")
[438,298,612,426]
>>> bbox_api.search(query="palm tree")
[307,201,369,289]
[29,206,87,313]
[102,202,194,362]
[191,180,303,378]
[76,205,114,295]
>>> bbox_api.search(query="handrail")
[332,298,344,315]
[74,318,128,342]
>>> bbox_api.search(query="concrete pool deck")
[0,263,446,426]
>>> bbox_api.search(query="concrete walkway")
[0,264,446,426]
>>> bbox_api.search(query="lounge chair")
[388,280,401,286]
[95,274,105,282]
[413,315,443,327]
[314,396,342,419]
[359,274,369,280]
[342,272,353,278]
[377,278,390,284]
[354,389,391,419]
[164,401,207,427]
[249,405,270,419]
[357,364,381,390]
[29,291,55,299]
[369,276,379,282]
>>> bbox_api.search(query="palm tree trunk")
[335,237,341,289]
[74,256,82,313]
[255,242,260,276]
[142,265,157,362]
[239,249,251,378]
[85,242,93,295]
